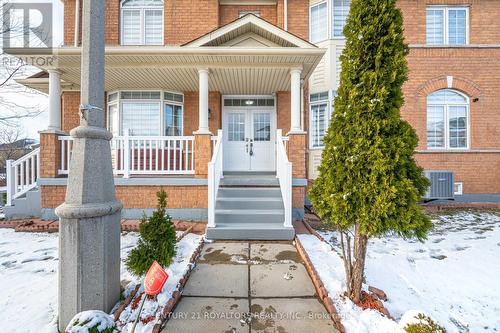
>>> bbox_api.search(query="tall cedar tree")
[126,190,177,276]
[309,0,432,304]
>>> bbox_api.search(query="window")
[310,92,331,148]
[310,2,328,43]
[121,0,163,45]
[426,7,468,45]
[427,89,469,149]
[332,0,351,37]
[107,90,184,136]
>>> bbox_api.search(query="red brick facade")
[47,0,499,222]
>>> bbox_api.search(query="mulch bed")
[0,218,207,234]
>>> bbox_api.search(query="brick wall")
[164,0,219,45]
[61,91,81,133]
[41,185,208,209]
[282,0,309,40]
[219,5,277,26]
[63,0,120,46]
[183,91,222,135]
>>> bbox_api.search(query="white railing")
[208,130,223,228]
[276,129,292,228]
[59,135,195,177]
[6,148,40,206]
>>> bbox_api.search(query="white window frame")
[426,6,469,46]
[107,90,184,136]
[309,1,329,43]
[331,0,350,38]
[309,90,334,149]
[120,0,164,46]
[426,89,470,150]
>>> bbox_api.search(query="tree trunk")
[351,224,368,304]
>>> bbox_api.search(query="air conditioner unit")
[424,171,455,200]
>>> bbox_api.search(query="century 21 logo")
[2,2,53,49]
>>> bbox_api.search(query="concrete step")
[4,188,41,219]
[206,225,294,240]
[220,177,279,187]
[215,209,285,224]
[218,187,282,198]
[215,196,284,210]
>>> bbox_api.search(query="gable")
[183,14,316,49]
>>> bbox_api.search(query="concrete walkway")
[163,241,338,333]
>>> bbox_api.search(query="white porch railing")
[208,130,223,228]
[59,135,195,176]
[6,148,40,206]
[276,129,292,228]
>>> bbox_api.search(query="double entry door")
[223,108,276,172]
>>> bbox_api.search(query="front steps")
[4,189,41,220]
[206,175,295,240]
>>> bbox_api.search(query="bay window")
[106,91,184,137]
[310,0,351,42]
[332,0,351,37]
[310,2,328,43]
[310,91,332,148]
[121,0,164,45]
[427,89,469,149]
[426,7,468,45]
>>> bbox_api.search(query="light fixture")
[245,100,254,105]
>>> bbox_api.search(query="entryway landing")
[220,172,278,187]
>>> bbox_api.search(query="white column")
[290,68,302,133]
[48,69,62,131]
[196,68,211,134]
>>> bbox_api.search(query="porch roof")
[9,14,325,95]
[11,46,324,94]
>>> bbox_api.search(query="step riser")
[218,188,282,198]
[206,227,295,240]
[215,213,285,224]
[216,200,283,210]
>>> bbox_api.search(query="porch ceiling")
[11,46,325,94]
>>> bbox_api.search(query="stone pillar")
[196,68,210,134]
[48,69,62,131]
[55,0,121,330]
[290,68,302,133]
[194,134,212,178]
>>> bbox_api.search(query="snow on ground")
[0,229,139,333]
[312,210,500,333]
[118,233,203,333]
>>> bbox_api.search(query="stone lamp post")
[55,0,122,330]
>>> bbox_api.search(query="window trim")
[120,0,164,46]
[426,89,470,150]
[426,6,469,46]
[107,90,184,136]
[309,1,329,43]
[309,90,334,149]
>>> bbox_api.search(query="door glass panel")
[228,113,245,141]
[253,113,271,141]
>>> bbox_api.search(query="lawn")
[317,210,500,332]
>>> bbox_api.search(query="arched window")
[121,0,163,45]
[427,89,469,149]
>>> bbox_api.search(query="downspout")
[74,0,80,46]
[284,0,288,31]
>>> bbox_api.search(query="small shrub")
[126,189,177,276]
[404,313,447,333]
[1,192,6,206]
[65,310,118,333]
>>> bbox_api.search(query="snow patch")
[66,310,118,333]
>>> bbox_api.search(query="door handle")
[249,139,254,156]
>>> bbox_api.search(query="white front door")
[223,108,276,171]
